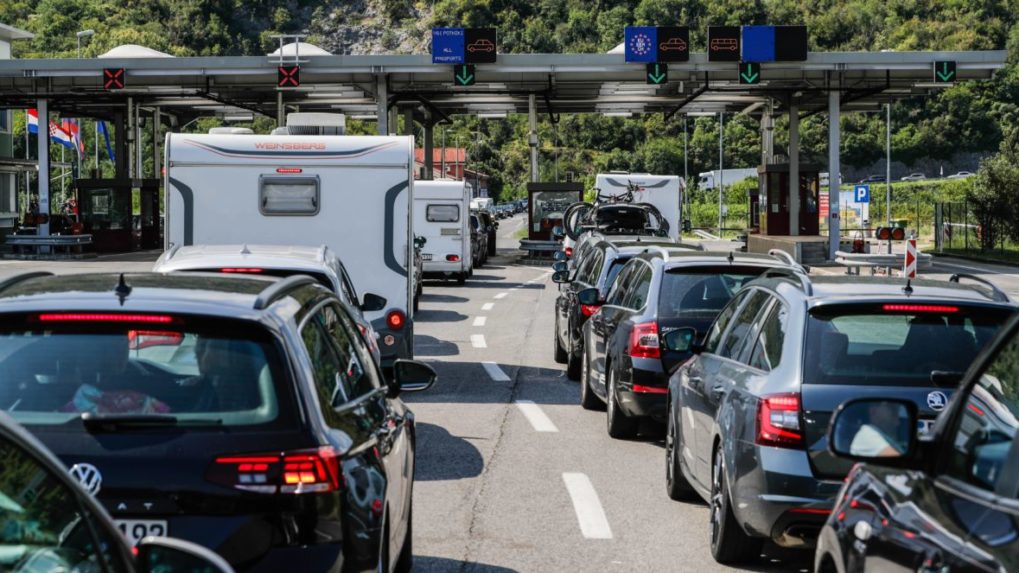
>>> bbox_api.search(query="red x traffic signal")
[277,65,300,88]
[103,68,125,90]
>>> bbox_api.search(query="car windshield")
[0,316,292,428]
[658,267,766,318]
[804,304,1010,386]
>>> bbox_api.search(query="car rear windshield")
[186,268,332,291]
[657,267,766,318]
[0,315,296,429]
[804,304,1010,387]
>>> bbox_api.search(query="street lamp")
[76,29,95,59]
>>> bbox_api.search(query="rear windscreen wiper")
[930,370,965,387]
[80,412,223,431]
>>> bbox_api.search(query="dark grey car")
[663,272,1015,565]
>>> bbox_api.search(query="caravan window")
[259,176,320,216]
[426,204,460,223]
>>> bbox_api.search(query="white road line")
[562,473,613,539]
[473,316,487,327]
[515,400,558,432]
[481,302,495,311]
[470,334,487,348]
[494,292,508,299]
[482,361,511,382]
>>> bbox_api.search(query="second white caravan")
[593,173,683,240]
[414,180,471,284]
[163,131,416,371]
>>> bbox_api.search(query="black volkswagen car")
[816,311,1019,573]
[0,271,435,572]
[579,249,791,439]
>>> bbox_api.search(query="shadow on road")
[420,293,469,304]
[415,309,469,323]
[405,361,579,406]
[412,556,519,572]
[415,422,484,482]
[469,273,506,281]
[414,335,461,357]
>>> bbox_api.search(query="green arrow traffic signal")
[454,64,476,86]
[646,63,668,85]
[934,61,956,83]
[738,62,761,85]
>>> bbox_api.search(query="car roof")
[642,250,787,268]
[757,274,1014,307]
[156,244,337,276]
[0,272,321,321]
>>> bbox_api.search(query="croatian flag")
[27,109,78,152]
[61,118,86,159]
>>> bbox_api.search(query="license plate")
[917,418,935,439]
[421,254,433,261]
[116,519,168,546]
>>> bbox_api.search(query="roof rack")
[643,245,672,262]
[252,275,319,310]
[0,271,54,294]
[316,244,328,262]
[164,243,181,261]
[767,249,804,271]
[761,267,813,296]
[949,273,1010,303]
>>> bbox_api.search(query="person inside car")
[62,335,171,415]
[849,401,907,457]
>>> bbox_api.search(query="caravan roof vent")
[282,112,346,135]
[209,127,254,135]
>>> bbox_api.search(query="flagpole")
[95,120,99,175]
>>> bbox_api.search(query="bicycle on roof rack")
[560,180,670,241]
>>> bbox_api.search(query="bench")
[5,234,94,256]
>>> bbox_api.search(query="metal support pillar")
[761,102,774,164]
[718,112,724,235]
[134,103,143,181]
[36,99,50,239]
[277,91,284,127]
[376,75,388,136]
[423,118,434,180]
[126,98,135,180]
[828,89,841,260]
[885,104,892,254]
[153,108,161,179]
[528,94,538,183]
[788,103,800,236]
[114,113,128,179]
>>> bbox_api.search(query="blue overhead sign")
[432,28,465,64]
[741,26,776,62]
[624,27,658,63]
[854,184,871,203]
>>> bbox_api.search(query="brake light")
[36,313,175,324]
[387,310,406,330]
[882,304,958,313]
[220,268,264,274]
[128,330,184,350]
[756,393,803,449]
[276,167,303,174]
[580,304,601,317]
[628,322,660,359]
[564,247,573,258]
[632,384,668,394]
[209,447,341,494]
[446,254,460,262]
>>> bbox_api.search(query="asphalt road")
[2,218,1017,572]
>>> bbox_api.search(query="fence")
[935,202,1019,260]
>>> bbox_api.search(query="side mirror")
[361,293,387,312]
[137,537,234,573]
[391,359,436,395]
[552,225,565,238]
[576,287,600,306]
[662,327,697,353]
[551,270,571,284]
[828,399,917,462]
[552,250,567,262]
[552,261,568,273]
[682,219,692,233]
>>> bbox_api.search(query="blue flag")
[97,120,115,163]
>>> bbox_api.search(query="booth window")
[259,176,320,216]
[0,110,10,133]
[426,204,459,222]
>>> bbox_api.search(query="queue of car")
[551,225,1018,571]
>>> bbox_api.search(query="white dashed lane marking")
[514,400,558,432]
[494,292,508,299]
[473,316,487,327]
[482,361,511,382]
[470,334,487,349]
[482,302,495,311]
[562,473,613,539]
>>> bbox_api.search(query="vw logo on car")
[69,462,103,495]
[926,391,949,412]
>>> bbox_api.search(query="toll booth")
[757,163,821,236]
[527,182,584,241]
[76,179,161,252]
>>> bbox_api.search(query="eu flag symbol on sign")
[624,27,657,63]
[854,185,870,203]
[432,28,465,64]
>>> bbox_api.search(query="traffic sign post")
[903,238,918,279]
[708,26,741,62]
[934,61,956,83]
[277,65,300,88]
[646,63,668,85]
[454,64,476,86]
[103,68,125,90]
[738,62,761,85]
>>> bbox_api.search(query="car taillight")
[882,304,958,313]
[446,254,460,262]
[628,322,660,359]
[564,247,573,258]
[756,393,803,449]
[387,310,406,330]
[580,304,601,317]
[35,313,176,324]
[209,447,341,494]
[220,268,264,274]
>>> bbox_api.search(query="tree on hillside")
[970,131,1019,249]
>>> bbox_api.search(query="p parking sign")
[854,184,870,203]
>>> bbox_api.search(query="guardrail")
[4,234,94,257]
[519,239,561,253]
[834,250,932,275]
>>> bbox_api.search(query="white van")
[164,130,416,371]
[414,180,471,284]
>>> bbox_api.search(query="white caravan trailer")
[414,180,471,284]
[164,131,416,370]
[594,173,683,240]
